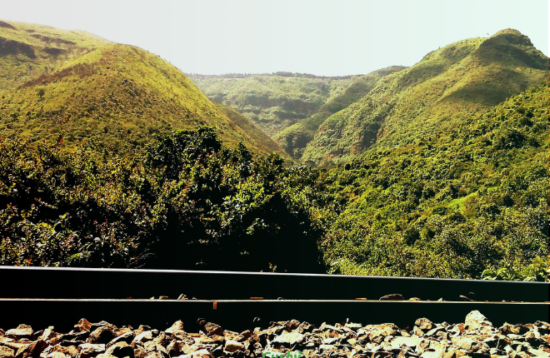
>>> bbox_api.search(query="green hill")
[187,73,357,138]
[0,20,112,91]
[0,20,288,158]
[274,66,406,159]
[318,81,549,279]
[302,29,549,166]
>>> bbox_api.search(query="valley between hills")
[0,20,548,281]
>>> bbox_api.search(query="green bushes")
[0,128,325,272]
[482,257,549,281]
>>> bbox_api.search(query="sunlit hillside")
[0,27,288,157]
[0,19,112,91]
[319,82,549,279]
[301,29,549,166]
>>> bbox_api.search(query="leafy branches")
[0,128,325,272]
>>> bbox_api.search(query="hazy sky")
[2,0,548,76]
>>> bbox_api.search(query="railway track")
[0,267,548,331]
[2,266,549,301]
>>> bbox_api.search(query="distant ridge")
[187,72,362,80]
[275,66,407,159]
[188,73,358,138]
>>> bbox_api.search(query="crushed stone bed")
[0,311,548,358]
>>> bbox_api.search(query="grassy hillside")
[0,20,111,91]
[188,73,356,138]
[274,66,406,159]
[302,29,549,166]
[317,82,548,279]
[0,42,287,156]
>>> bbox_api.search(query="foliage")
[482,257,549,281]
[0,128,323,272]
[316,83,549,281]
[2,83,546,279]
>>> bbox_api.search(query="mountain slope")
[0,43,289,157]
[188,73,356,138]
[213,101,290,158]
[274,66,406,159]
[319,81,549,278]
[302,29,549,166]
[0,19,111,91]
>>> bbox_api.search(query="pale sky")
[2,0,548,76]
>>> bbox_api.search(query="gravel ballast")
[0,311,549,358]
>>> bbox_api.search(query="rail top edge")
[1,265,548,285]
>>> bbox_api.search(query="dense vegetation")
[1,84,548,280]
[302,29,549,166]
[317,82,548,280]
[188,73,356,138]
[0,128,322,272]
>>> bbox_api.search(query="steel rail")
[1,266,548,302]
